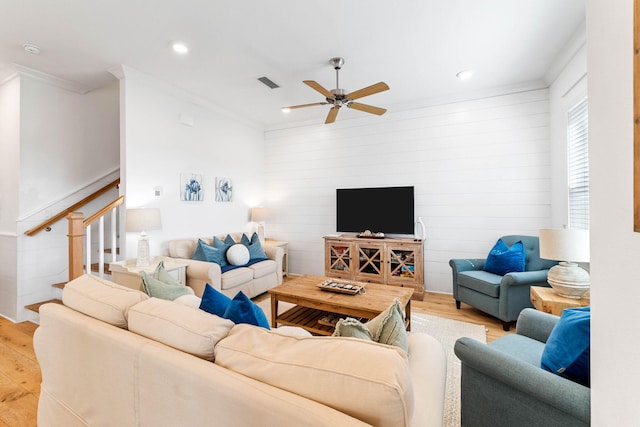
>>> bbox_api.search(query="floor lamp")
[126,208,162,267]
[539,228,590,299]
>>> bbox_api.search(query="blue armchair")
[454,308,590,426]
[449,235,556,331]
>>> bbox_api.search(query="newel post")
[68,212,85,281]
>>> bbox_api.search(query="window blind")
[567,97,589,230]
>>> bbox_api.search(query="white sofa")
[167,232,284,298]
[34,275,447,427]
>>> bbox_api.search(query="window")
[567,98,589,229]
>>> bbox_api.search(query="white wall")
[0,75,20,233]
[549,34,588,227]
[0,75,20,319]
[587,0,640,424]
[0,68,120,322]
[118,67,266,259]
[264,89,553,293]
[19,76,119,217]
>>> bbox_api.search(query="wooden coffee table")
[268,275,414,336]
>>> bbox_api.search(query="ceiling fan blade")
[303,80,334,99]
[348,102,387,116]
[346,82,389,101]
[325,107,339,124]
[282,102,328,110]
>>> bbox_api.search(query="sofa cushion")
[483,238,525,276]
[192,239,228,267]
[214,324,414,427]
[141,272,193,301]
[541,306,590,386]
[128,297,234,361]
[226,243,250,266]
[333,299,408,352]
[62,274,148,328]
[248,258,277,279]
[220,267,254,290]
[153,260,180,286]
[223,291,270,329]
[457,270,502,297]
[199,284,232,317]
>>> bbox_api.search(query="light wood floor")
[0,284,509,426]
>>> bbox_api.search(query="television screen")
[336,186,415,235]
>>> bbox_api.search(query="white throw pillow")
[226,243,250,266]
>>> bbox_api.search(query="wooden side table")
[530,286,589,316]
[109,256,188,291]
[265,238,288,276]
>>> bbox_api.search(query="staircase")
[23,179,124,314]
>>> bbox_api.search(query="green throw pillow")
[153,261,180,286]
[141,272,192,301]
[332,299,408,352]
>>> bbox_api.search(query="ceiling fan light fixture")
[456,69,475,81]
[281,107,291,113]
[171,41,189,55]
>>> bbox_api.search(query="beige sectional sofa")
[34,274,447,427]
[167,232,284,298]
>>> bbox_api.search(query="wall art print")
[181,172,204,201]
[215,177,233,202]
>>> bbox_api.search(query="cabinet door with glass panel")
[386,242,423,287]
[354,242,385,282]
[324,239,354,278]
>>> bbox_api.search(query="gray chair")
[454,308,590,427]
[449,235,556,330]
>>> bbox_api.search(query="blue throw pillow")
[483,239,525,276]
[199,283,232,317]
[191,239,228,267]
[541,306,590,386]
[223,291,270,329]
[240,232,268,260]
[213,235,236,262]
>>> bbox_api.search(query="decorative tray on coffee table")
[317,279,366,295]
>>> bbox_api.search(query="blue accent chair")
[454,309,590,426]
[449,235,557,331]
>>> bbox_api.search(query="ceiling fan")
[283,57,389,124]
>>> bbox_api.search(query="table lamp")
[250,207,268,243]
[126,208,162,267]
[539,228,590,299]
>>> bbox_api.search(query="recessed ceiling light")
[171,41,189,55]
[23,43,41,54]
[456,69,475,81]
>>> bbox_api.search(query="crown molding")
[10,64,92,94]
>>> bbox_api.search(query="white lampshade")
[126,208,162,233]
[126,208,162,267]
[539,228,590,299]
[539,228,590,263]
[250,207,268,222]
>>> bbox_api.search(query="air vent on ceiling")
[258,76,280,89]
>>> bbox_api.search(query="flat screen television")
[336,186,415,235]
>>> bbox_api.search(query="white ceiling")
[0,0,585,129]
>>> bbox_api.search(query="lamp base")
[547,261,590,299]
[136,233,151,268]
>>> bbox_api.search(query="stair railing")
[68,195,125,281]
[24,178,120,236]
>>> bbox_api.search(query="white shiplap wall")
[264,88,551,294]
